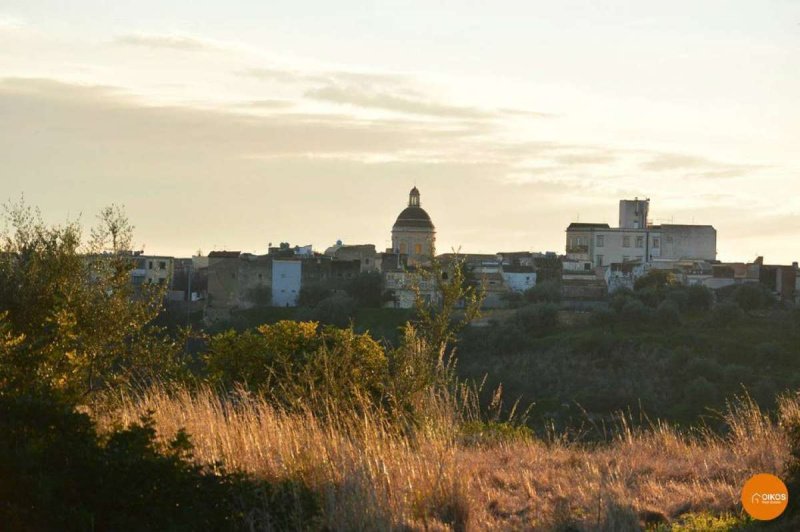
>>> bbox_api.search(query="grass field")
[96,386,796,530]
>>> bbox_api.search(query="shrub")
[206,321,389,411]
[311,293,356,327]
[0,391,288,531]
[656,299,681,327]
[609,287,635,314]
[712,301,744,327]
[620,299,651,323]
[513,303,559,335]
[298,284,331,307]
[733,283,775,312]
[523,280,561,304]
[589,308,616,327]
[686,284,713,312]
[634,269,678,292]
[345,272,388,307]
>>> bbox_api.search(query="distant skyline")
[1,1,798,262]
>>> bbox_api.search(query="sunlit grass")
[95,387,793,530]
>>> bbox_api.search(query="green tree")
[298,284,331,307]
[413,256,483,352]
[0,200,182,402]
[523,279,562,304]
[205,321,388,411]
[346,271,389,307]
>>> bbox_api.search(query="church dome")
[392,187,434,230]
[393,206,434,230]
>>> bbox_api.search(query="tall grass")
[94,386,794,531]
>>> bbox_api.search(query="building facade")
[391,187,435,266]
[565,199,717,268]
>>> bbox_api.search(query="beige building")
[566,199,716,268]
[324,241,378,273]
[391,187,435,266]
[131,254,174,288]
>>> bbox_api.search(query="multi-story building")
[130,253,174,288]
[565,198,716,268]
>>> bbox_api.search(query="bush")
[589,309,616,327]
[523,280,561,304]
[712,301,744,327]
[298,284,331,307]
[311,293,356,327]
[345,272,388,307]
[513,303,559,335]
[686,284,713,312]
[206,321,389,411]
[656,300,681,327]
[0,391,288,531]
[609,288,635,314]
[620,299,651,323]
[733,283,775,312]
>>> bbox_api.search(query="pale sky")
[1,1,798,262]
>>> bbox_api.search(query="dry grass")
[95,387,795,531]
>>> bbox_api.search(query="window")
[623,236,631,248]
[596,255,604,266]
[653,237,661,249]
[159,261,167,270]
[399,243,407,254]
[365,258,370,265]
[258,273,262,280]
[635,236,644,248]
[584,262,591,271]
[596,235,604,247]
[148,261,154,269]
[414,243,422,254]
[442,272,449,280]
[622,255,629,262]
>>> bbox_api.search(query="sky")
[0,1,798,262]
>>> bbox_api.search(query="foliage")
[206,320,388,411]
[458,420,533,447]
[523,279,562,304]
[413,256,483,351]
[633,268,679,292]
[311,293,356,328]
[246,285,272,306]
[345,271,391,307]
[0,201,183,402]
[732,282,776,312]
[298,284,331,307]
[0,390,300,531]
[712,301,745,327]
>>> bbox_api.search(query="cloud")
[242,67,407,88]
[114,33,224,52]
[234,99,295,110]
[640,152,766,179]
[305,85,495,119]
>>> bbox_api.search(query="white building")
[271,260,301,307]
[501,266,537,293]
[565,198,716,268]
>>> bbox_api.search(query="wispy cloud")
[242,67,407,88]
[305,85,495,119]
[114,32,225,52]
[640,152,766,179]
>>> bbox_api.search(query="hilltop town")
[127,187,799,323]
